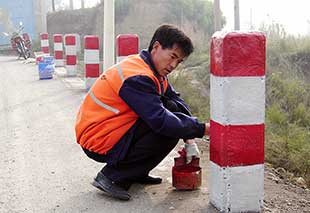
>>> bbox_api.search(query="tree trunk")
[81,0,85,8]
[69,0,73,10]
[52,0,55,12]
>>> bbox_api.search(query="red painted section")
[54,51,63,59]
[210,119,264,167]
[65,35,76,45]
[172,152,201,190]
[40,33,48,40]
[116,34,139,56]
[42,47,49,54]
[85,64,100,77]
[53,34,62,43]
[66,55,76,65]
[210,32,266,77]
[85,36,99,49]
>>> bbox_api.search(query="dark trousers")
[83,96,181,182]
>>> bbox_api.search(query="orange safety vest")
[75,54,168,154]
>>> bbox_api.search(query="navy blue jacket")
[118,50,205,139]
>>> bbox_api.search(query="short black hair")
[148,24,194,57]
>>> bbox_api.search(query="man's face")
[151,41,185,78]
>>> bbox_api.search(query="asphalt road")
[0,56,217,213]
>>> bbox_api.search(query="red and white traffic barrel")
[209,31,266,212]
[84,35,100,89]
[116,34,139,63]
[53,34,64,67]
[64,34,77,76]
[40,33,49,54]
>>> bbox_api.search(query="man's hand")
[184,139,200,164]
[204,123,210,136]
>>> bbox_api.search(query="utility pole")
[234,0,240,30]
[103,0,115,70]
[214,0,221,32]
[52,0,55,12]
[69,0,74,10]
[81,0,85,9]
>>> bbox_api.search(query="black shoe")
[92,171,131,201]
[130,175,162,185]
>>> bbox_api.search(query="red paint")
[172,150,201,190]
[53,34,62,43]
[40,33,48,40]
[42,46,49,54]
[85,36,99,49]
[66,55,76,65]
[210,119,264,167]
[211,32,266,77]
[65,35,76,45]
[54,51,63,59]
[85,64,100,77]
[116,34,139,56]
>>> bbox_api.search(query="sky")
[220,0,310,36]
[69,0,310,36]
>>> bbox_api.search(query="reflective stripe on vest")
[117,64,125,83]
[89,90,120,114]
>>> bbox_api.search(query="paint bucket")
[38,56,54,80]
[172,149,201,190]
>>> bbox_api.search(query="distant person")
[75,24,210,200]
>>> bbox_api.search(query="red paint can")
[172,149,202,190]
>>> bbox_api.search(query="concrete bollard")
[209,31,266,212]
[64,34,77,76]
[53,34,64,67]
[116,34,139,63]
[84,35,100,90]
[40,33,49,54]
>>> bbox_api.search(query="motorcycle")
[10,25,31,60]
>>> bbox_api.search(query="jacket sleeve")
[164,83,192,116]
[119,75,205,139]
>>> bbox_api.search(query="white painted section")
[65,45,77,56]
[65,65,76,76]
[210,74,265,125]
[117,56,126,63]
[103,0,115,70]
[74,34,81,52]
[54,43,63,51]
[41,39,49,47]
[84,49,100,64]
[209,162,264,212]
[85,77,98,90]
[55,59,64,67]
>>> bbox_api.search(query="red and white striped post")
[53,34,64,67]
[40,33,49,54]
[116,34,139,63]
[84,35,100,89]
[64,34,77,76]
[209,32,266,212]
